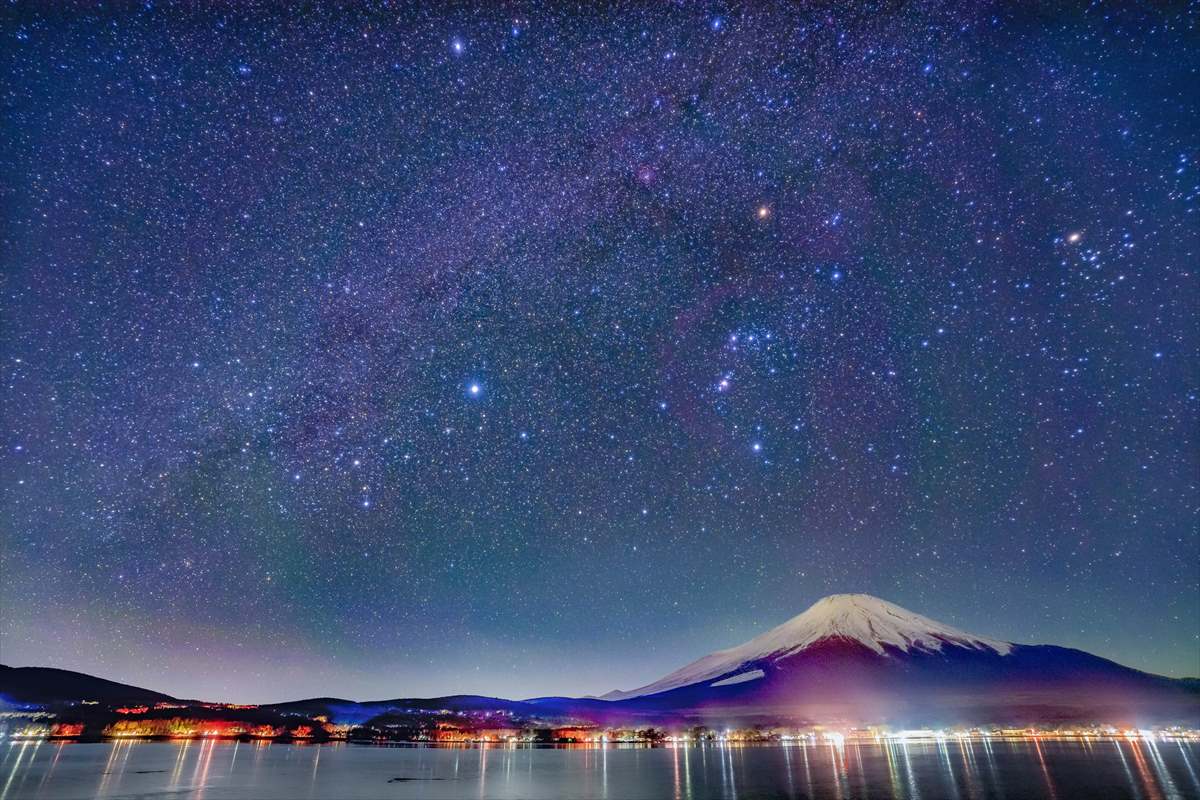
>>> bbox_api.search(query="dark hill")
[0,665,176,707]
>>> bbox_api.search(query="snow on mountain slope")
[605,594,1011,700]
[709,669,764,688]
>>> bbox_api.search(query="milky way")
[1,2,1197,702]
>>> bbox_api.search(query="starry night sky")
[1,2,1197,704]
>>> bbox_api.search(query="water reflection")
[0,737,1198,799]
[1178,740,1200,797]
[1,739,40,800]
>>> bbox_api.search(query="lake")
[2,738,1197,799]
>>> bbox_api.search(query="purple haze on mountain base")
[536,639,1198,728]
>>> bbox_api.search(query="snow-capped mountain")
[595,594,1198,725]
[604,594,1010,700]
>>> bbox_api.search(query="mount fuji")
[584,594,1199,726]
[3,594,1195,728]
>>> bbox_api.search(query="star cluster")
[1,2,1196,702]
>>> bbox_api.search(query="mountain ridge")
[4,594,1196,726]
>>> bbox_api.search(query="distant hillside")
[265,694,559,725]
[0,665,176,707]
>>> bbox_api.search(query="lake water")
[2,738,1197,799]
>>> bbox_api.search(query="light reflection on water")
[1,737,1198,800]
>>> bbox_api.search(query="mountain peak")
[810,592,892,609]
[604,594,1012,700]
[775,593,1011,657]
[815,592,886,604]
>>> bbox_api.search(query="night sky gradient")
[1,2,1197,704]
